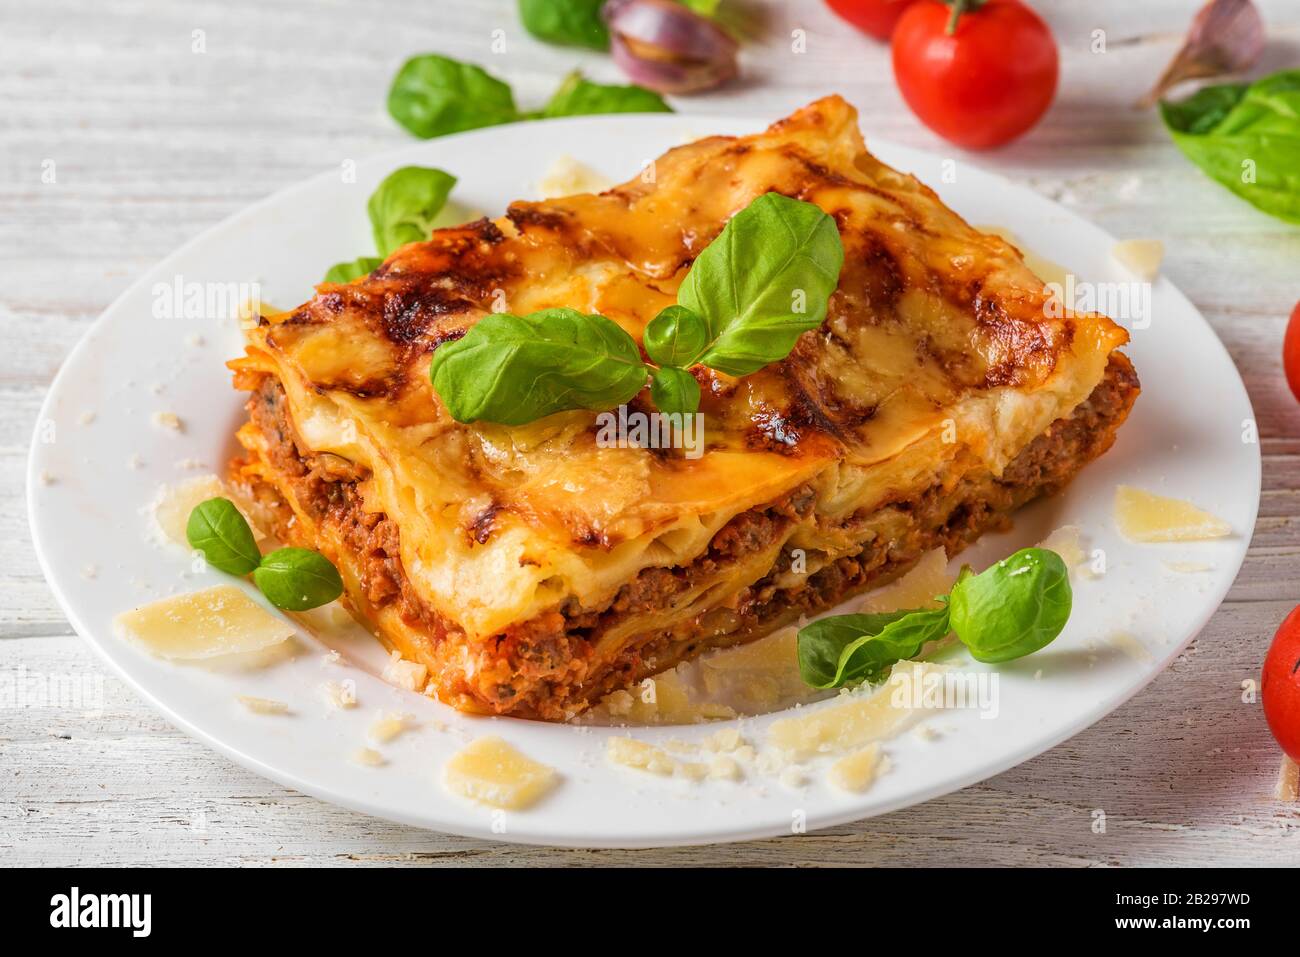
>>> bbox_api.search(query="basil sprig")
[429,192,844,424]
[388,54,669,141]
[1161,70,1300,224]
[323,166,458,284]
[254,548,346,612]
[187,498,261,576]
[539,72,672,118]
[797,548,1072,689]
[368,166,458,257]
[430,308,650,425]
[186,498,343,611]
[323,257,383,285]
[518,0,610,50]
[671,191,845,376]
[388,55,521,139]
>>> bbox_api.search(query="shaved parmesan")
[443,737,558,810]
[536,155,612,199]
[152,474,263,546]
[1108,631,1153,663]
[779,767,807,789]
[767,662,946,758]
[115,586,293,659]
[368,711,410,743]
[590,627,821,725]
[709,755,742,781]
[1037,524,1086,568]
[606,736,677,776]
[828,744,886,793]
[320,680,357,709]
[351,747,385,767]
[152,410,183,432]
[1111,239,1164,281]
[237,695,289,715]
[1164,560,1213,573]
[702,727,744,752]
[862,548,953,612]
[1115,486,1231,542]
[977,225,1071,290]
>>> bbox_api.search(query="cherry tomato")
[1263,605,1300,763]
[825,0,919,40]
[891,0,1058,150]
[1283,301,1300,403]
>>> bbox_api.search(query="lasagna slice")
[229,96,1138,721]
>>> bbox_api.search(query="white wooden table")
[4,0,1299,866]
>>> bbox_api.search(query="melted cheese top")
[236,96,1128,639]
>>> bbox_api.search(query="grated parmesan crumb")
[709,755,742,781]
[320,680,357,710]
[237,695,289,715]
[368,711,410,743]
[381,650,428,692]
[151,411,183,432]
[351,747,385,767]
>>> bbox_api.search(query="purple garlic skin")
[1139,0,1265,107]
[606,0,739,95]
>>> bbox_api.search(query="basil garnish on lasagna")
[227,96,1138,720]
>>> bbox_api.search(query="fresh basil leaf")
[429,307,649,425]
[948,548,1071,663]
[368,166,458,257]
[186,498,261,576]
[388,54,520,139]
[323,256,383,285]
[1160,82,1248,135]
[679,192,844,376]
[252,547,344,611]
[1161,70,1300,224]
[539,71,672,118]
[518,0,610,50]
[644,304,709,367]
[798,608,950,690]
[649,365,700,415]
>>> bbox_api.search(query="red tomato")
[1284,301,1300,402]
[826,0,919,40]
[891,0,1058,150]
[1263,605,1300,763]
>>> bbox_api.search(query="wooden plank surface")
[3,0,1299,866]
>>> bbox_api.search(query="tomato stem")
[944,0,986,35]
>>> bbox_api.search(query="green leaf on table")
[539,72,672,118]
[518,0,611,50]
[1161,70,1300,224]
[388,54,520,139]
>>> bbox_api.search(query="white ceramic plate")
[28,113,1260,848]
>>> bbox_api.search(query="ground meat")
[233,354,1139,720]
